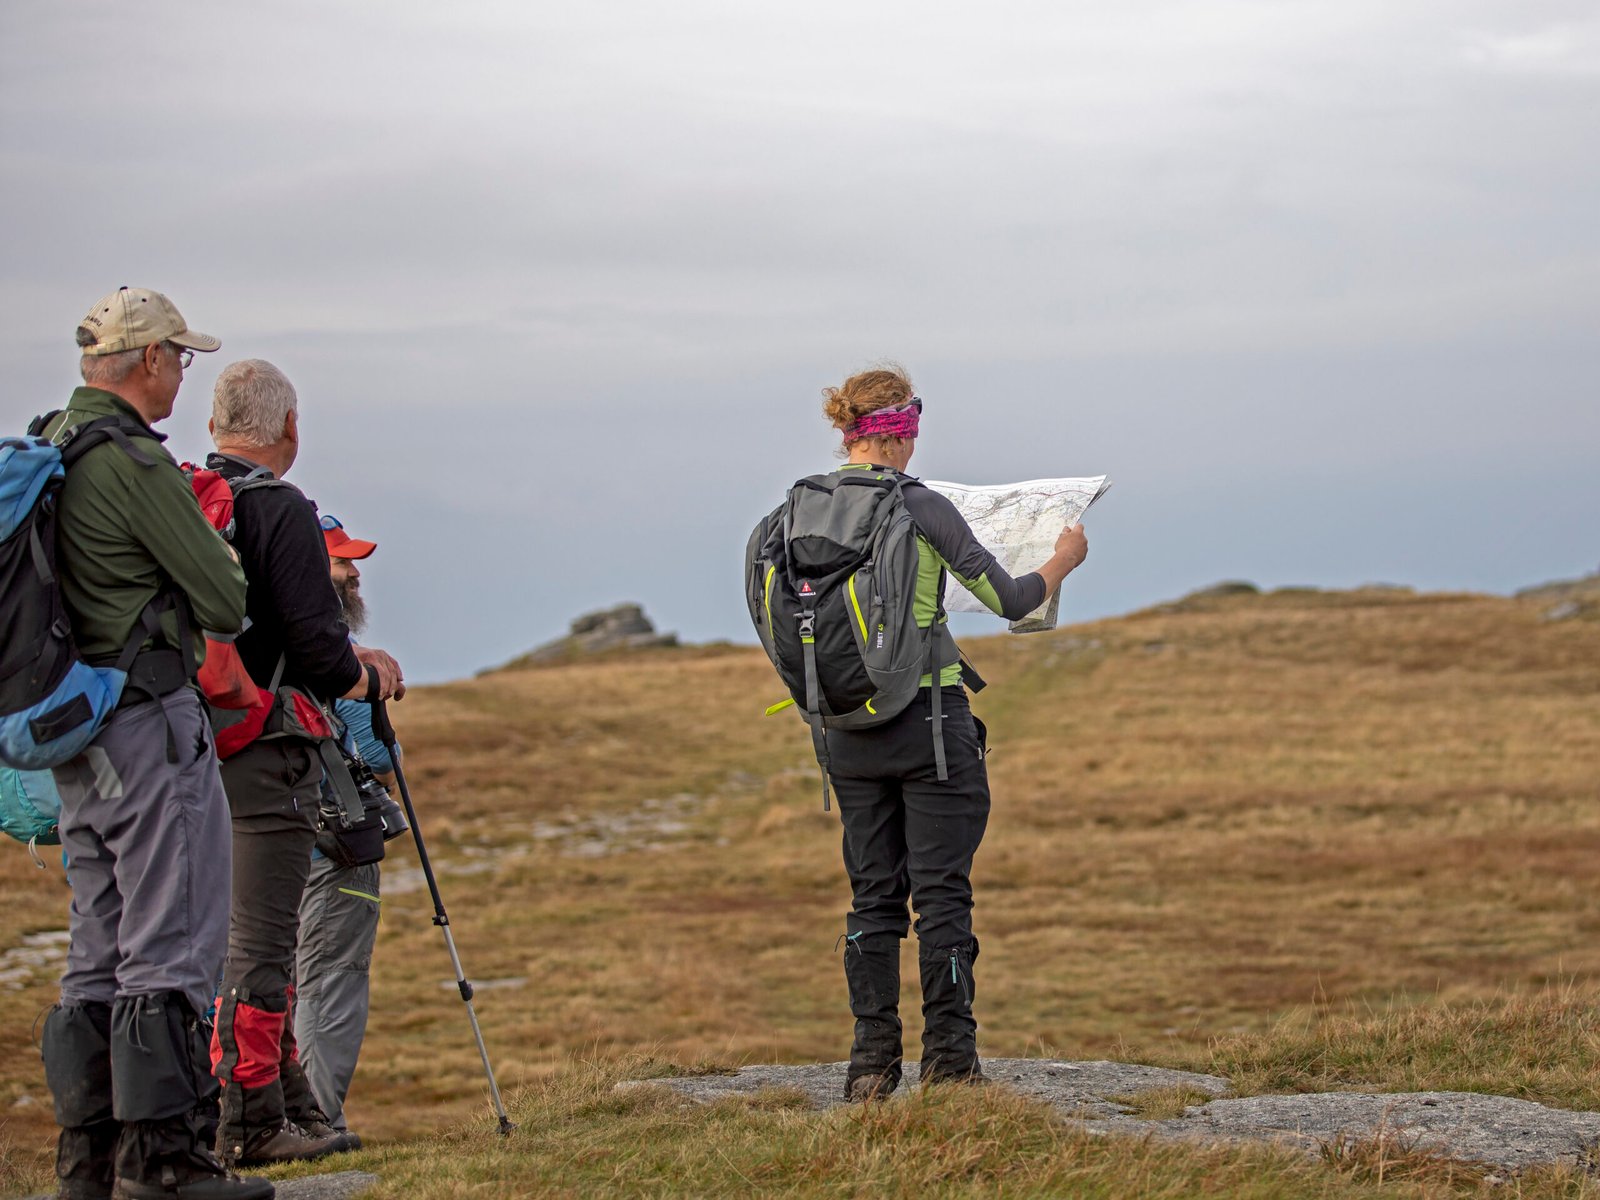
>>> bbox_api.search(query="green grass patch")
[1202,986,1600,1110]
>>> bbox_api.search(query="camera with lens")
[316,749,408,868]
[358,756,409,842]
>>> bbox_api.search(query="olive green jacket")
[43,388,246,663]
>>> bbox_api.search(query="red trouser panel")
[210,993,287,1089]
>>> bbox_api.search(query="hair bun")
[821,365,914,432]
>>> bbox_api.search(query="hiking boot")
[54,1119,120,1199]
[846,1073,897,1103]
[114,1119,273,1200]
[226,1120,345,1167]
[42,1003,118,1200]
[217,1078,343,1166]
[920,1063,988,1088]
[842,930,903,1100]
[278,1058,358,1152]
[111,1164,274,1199]
[288,1116,360,1154]
[918,940,981,1085]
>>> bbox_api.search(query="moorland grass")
[239,1057,1600,1199]
[2,587,1597,1195]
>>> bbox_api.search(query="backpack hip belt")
[113,648,190,709]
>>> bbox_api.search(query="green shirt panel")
[839,463,1000,688]
[45,388,247,663]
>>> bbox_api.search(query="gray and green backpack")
[745,469,961,808]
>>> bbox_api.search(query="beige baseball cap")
[75,286,221,356]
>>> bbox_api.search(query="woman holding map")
[746,364,1088,1102]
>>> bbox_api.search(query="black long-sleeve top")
[899,482,1049,621]
[208,453,362,702]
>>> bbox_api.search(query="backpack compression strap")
[927,565,950,783]
[796,607,833,810]
[780,481,835,809]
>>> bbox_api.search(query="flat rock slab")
[273,1170,381,1200]
[1121,1092,1600,1175]
[637,1057,1229,1118]
[22,1171,377,1200]
[633,1061,1600,1174]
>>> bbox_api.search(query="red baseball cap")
[319,514,377,561]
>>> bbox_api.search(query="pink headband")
[843,397,922,442]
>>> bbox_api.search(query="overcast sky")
[2,1,1595,681]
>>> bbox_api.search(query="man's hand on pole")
[347,645,406,700]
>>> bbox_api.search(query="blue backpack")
[0,766,62,864]
[0,414,168,770]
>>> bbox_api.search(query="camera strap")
[316,731,366,828]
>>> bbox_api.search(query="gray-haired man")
[202,361,404,1168]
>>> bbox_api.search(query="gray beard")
[335,577,369,636]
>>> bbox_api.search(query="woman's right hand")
[1055,523,1089,570]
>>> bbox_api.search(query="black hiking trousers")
[826,686,989,952]
[212,738,321,1143]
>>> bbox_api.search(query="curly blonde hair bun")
[822,365,915,448]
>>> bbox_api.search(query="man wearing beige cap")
[38,288,272,1199]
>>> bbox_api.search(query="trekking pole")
[368,672,516,1137]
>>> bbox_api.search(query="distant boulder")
[1517,569,1600,622]
[495,603,679,670]
[1187,581,1261,599]
[1516,570,1600,601]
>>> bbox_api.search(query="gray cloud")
[3,0,1595,680]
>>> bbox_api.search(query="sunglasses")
[319,515,344,532]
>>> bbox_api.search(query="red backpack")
[183,464,335,759]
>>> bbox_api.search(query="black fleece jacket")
[208,453,362,702]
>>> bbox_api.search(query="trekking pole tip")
[497,1116,517,1138]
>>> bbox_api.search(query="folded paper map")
[924,475,1112,633]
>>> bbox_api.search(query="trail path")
[637,1059,1600,1177]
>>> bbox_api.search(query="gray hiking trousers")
[293,855,380,1129]
[50,687,232,1016]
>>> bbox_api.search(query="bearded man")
[290,515,398,1143]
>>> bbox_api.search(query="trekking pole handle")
[366,664,397,745]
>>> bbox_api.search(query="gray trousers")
[51,688,232,1016]
[293,855,380,1129]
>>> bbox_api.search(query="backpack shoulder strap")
[229,471,301,503]
[57,415,161,471]
[229,465,277,491]
[892,472,953,779]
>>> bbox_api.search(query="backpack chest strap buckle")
[796,612,816,640]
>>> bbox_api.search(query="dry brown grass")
[2,586,1598,1194]
[1111,1083,1221,1119]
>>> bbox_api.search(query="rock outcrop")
[495,603,679,670]
[1517,570,1600,622]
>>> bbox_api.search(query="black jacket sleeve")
[902,484,1048,621]
[233,484,363,701]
